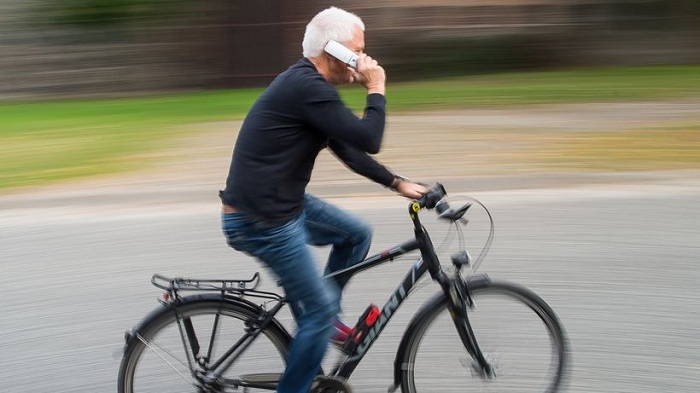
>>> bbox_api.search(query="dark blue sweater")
[220,58,394,224]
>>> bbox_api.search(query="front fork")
[447,276,496,379]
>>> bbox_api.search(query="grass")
[1,65,700,190]
[0,90,262,189]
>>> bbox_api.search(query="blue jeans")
[303,194,372,294]
[221,194,371,393]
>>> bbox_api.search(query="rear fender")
[122,294,291,351]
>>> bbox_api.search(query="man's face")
[327,27,365,85]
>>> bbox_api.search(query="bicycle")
[118,183,569,392]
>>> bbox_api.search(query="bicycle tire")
[399,280,568,393]
[118,295,290,393]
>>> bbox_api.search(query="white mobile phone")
[324,40,358,69]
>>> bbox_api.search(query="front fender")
[390,274,490,391]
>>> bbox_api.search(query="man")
[220,6,426,393]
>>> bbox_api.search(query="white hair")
[302,7,365,58]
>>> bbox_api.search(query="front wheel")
[118,295,290,393]
[400,280,568,392]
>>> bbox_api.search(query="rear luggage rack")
[151,272,282,301]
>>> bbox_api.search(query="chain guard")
[310,376,352,393]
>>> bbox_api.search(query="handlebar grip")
[417,183,447,209]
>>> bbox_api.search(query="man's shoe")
[330,320,352,348]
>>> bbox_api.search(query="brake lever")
[437,202,472,221]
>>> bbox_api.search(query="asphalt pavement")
[1,172,699,392]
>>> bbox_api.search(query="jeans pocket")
[222,213,249,251]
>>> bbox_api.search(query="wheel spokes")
[136,333,198,385]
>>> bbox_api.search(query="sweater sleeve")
[299,80,386,154]
[328,140,395,187]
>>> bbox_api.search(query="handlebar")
[412,183,472,222]
[415,183,447,210]
[410,183,493,272]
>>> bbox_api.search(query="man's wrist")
[389,175,408,191]
[367,85,385,95]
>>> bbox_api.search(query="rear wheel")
[400,281,568,392]
[118,296,290,392]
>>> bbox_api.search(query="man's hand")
[395,181,428,200]
[351,54,386,95]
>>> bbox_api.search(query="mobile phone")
[324,40,358,69]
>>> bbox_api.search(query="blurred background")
[1,2,700,393]
[1,0,699,98]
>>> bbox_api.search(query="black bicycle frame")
[330,242,428,377]
[322,202,453,378]
[194,198,475,386]
[196,237,433,385]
